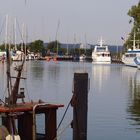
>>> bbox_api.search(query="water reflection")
[92,64,110,92]
[1,61,140,139]
[122,67,140,130]
[29,61,45,80]
[46,62,60,81]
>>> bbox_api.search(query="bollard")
[72,72,89,140]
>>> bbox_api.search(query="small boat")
[79,54,86,61]
[92,38,111,63]
[122,33,140,67]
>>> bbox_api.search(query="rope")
[57,100,71,130]
[56,95,77,139]
[53,122,71,140]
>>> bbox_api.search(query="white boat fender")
[6,134,21,140]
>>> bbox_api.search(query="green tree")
[125,2,140,48]
[46,40,61,54]
[29,40,44,53]
[0,44,5,51]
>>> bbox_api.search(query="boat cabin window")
[97,47,107,52]
[97,53,110,57]
[125,54,136,57]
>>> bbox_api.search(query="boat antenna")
[100,37,103,47]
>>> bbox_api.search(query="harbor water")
[0,61,140,140]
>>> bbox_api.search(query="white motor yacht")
[92,38,111,63]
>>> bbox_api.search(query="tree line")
[0,40,92,57]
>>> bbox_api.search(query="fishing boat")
[92,38,111,63]
[0,46,63,140]
[122,33,140,67]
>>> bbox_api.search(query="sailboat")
[0,37,63,140]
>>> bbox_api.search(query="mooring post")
[72,72,89,140]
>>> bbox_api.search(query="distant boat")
[0,51,6,62]
[11,50,24,61]
[92,38,111,63]
[122,33,140,67]
[79,54,86,61]
[79,43,87,62]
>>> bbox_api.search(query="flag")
[129,19,132,24]
[121,37,125,41]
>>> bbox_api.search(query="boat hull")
[122,57,137,67]
[92,55,111,64]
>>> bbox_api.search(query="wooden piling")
[18,112,33,140]
[72,72,89,140]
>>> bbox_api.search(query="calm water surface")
[0,61,140,140]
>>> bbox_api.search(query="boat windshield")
[97,47,107,52]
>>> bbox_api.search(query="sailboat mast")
[133,32,136,50]
[66,36,69,55]
[55,20,60,55]
[84,34,87,55]
[14,18,17,50]
[5,15,8,50]
[21,23,24,51]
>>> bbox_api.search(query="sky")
[0,0,139,45]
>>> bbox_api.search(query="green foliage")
[125,2,140,48]
[28,40,44,53]
[0,44,5,51]
[46,40,62,54]
[0,44,16,51]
